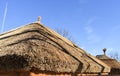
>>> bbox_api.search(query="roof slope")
[0,23,110,73]
[102,59,120,68]
[96,55,120,74]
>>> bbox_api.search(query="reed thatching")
[96,55,120,74]
[0,23,110,73]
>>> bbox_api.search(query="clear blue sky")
[0,0,120,56]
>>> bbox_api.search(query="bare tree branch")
[55,28,77,44]
[109,51,120,61]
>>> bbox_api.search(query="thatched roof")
[96,55,111,59]
[96,55,120,74]
[0,23,110,73]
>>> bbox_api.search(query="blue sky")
[0,0,120,56]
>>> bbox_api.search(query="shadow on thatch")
[0,23,110,74]
[0,54,29,70]
[1,29,83,73]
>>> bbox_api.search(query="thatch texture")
[0,23,110,73]
[96,55,120,74]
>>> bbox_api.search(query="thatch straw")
[0,23,110,73]
[97,55,120,74]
